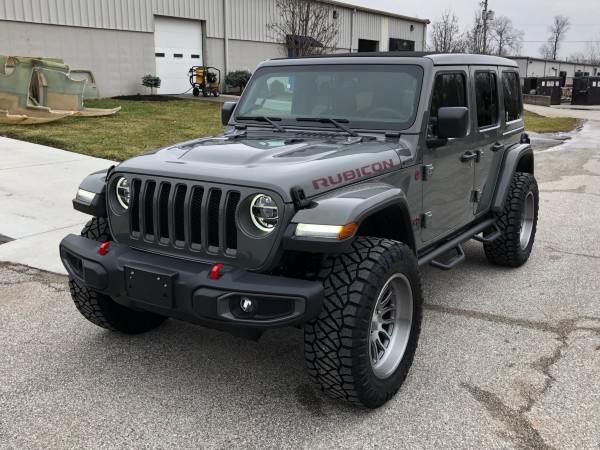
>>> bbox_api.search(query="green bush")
[141,75,161,94]
[225,70,252,91]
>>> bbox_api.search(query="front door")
[421,69,476,242]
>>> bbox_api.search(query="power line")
[522,40,600,43]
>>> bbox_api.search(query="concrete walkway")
[0,137,112,273]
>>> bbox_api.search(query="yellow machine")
[188,66,221,97]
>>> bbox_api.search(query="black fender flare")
[491,144,534,213]
[72,168,111,217]
[282,182,415,254]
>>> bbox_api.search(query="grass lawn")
[523,110,580,134]
[0,98,224,161]
[0,99,581,161]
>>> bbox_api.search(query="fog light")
[240,297,254,313]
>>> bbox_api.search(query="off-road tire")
[484,172,539,267]
[69,217,167,334]
[304,237,423,408]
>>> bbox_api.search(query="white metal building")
[510,56,600,85]
[0,0,429,96]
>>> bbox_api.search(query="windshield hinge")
[384,131,401,142]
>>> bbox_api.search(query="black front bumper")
[59,234,324,330]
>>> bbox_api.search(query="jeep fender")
[282,183,415,254]
[491,143,534,214]
[72,169,111,217]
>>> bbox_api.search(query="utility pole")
[482,0,489,54]
[480,0,495,54]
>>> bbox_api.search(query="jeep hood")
[116,134,413,202]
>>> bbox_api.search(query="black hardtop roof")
[267,52,518,68]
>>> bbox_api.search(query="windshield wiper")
[236,116,286,133]
[296,117,359,137]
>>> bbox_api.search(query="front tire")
[69,217,167,334]
[484,172,539,267]
[304,237,423,408]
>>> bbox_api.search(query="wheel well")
[357,205,415,252]
[516,152,534,174]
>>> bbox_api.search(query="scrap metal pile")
[0,56,120,125]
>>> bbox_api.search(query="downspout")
[422,23,427,51]
[223,0,229,93]
[350,8,356,52]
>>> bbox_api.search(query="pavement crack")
[463,383,554,450]
[537,241,600,260]
[425,304,562,334]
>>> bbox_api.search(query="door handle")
[491,142,504,152]
[460,151,478,163]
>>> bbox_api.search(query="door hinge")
[470,189,482,203]
[422,164,434,181]
[476,150,484,163]
[421,211,433,228]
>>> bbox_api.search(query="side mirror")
[436,107,469,139]
[221,102,237,126]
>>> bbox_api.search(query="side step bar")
[418,218,498,269]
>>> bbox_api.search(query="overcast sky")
[342,0,600,59]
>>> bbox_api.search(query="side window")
[502,72,522,122]
[429,72,467,136]
[475,72,499,128]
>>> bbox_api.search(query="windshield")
[235,64,424,131]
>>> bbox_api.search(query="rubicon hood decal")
[312,159,395,191]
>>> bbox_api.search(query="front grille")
[130,179,240,255]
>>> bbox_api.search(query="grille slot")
[158,183,171,240]
[207,189,222,249]
[190,187,204,246]
[225,192,241,251]
[144,181,156,237]
[131,179,141,234]
[174,185,187,243]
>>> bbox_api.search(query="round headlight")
[250,194,278,232]
[115,177,130,209]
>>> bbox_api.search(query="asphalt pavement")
[1,106,599,448]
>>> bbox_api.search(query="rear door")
[471,67,504,215]
[421,69,476,242]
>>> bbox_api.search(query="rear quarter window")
[502,72,523,122]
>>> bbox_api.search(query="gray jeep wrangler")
[60,52,538,408]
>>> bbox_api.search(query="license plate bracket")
[124,265,176,307]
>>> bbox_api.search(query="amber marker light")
[295,223,358,240]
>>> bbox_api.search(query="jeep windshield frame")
[234,64,424,132]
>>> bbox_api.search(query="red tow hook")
[98,241,111,256]
[210,263,223,280]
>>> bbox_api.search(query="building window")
[475,72,499,128]
[502,72,522,122]
[155,53,165,57]
[191,54,200,59]
[174,53,183,58]
[358,39,378,52]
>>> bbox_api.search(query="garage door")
[154,16,203,95]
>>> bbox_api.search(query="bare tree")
[584,36,600,64]
[539,15,570,60]
[488,15,524,56]
[464,9,485,54]
[568,52,587,63]
[268,0,339,57]
[428,9,466,53]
